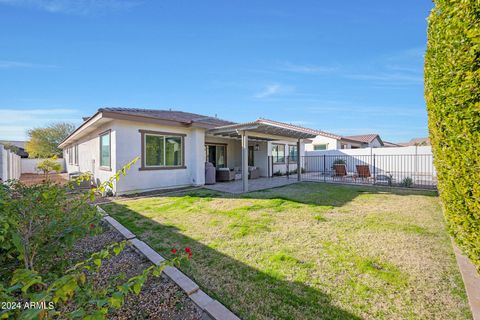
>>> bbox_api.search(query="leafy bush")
[273,170,284,176]
[0,157,191,318]
[331,158,346,170]
[36,156,63,180]
[400,177,413,188]
[425,1,480,269]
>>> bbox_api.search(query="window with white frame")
[272,144,285,163]
[73,144,79,165]
[143,132,184,168]
[313,144,328,150]
[99,131,111,169]
[288,144,298,162]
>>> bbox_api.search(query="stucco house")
[59,108,316,194]
[304,132,384,150]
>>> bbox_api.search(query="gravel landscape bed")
[67,223,206,320]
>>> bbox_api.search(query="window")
[74,144,79,165]
[205,144,226,168]
[67,147,72,165]
[272,144,285,163]
[313,144,328,151]
[288,144,298,162]
[141,130,185,169]
[99,131,111,169]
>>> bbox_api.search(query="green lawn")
[101,183,471,320]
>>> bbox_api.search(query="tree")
[36,156,62,180]
[25,122,75,158]
[425,1,480,269]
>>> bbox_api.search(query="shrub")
[425,1,480,269]
[36,156,63,180]
[0,157,190,319]
[400,177,413,188]
[331,158,346,170]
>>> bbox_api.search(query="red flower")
[170,248,177,254]
[89,223,96,229]
[185,247,192,258]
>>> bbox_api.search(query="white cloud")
[0,0,140,15]
[254,84,293,99]
[344,72,423,84]
[278,62,339,74]
[0,60,56,69]
[0,108,82,140]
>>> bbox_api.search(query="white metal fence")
[303,146,436,189]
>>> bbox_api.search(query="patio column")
[297,138,301,182]
[241,131,249,192]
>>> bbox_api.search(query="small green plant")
[0,157,172,319]
[289,168,306,174]
[273,170,284,176]
[36,156,62,180]
[401,177,413,188]
[332,158,346,169]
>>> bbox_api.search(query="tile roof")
[399,137,431,146]
[343,134,380,143]
[99,107,235,128]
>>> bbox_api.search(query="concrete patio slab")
[204,176,297,194]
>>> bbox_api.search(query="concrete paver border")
[453,244,480,320]
[98,206,241,320]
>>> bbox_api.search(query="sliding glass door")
[205,144,226,168]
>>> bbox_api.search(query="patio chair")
[333,164,354,181]
[355,165,372,182]
[248,166,260,179]
[216,168,235,182]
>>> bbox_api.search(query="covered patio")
[207,119,317,192]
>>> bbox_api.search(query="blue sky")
[0,0,433,142]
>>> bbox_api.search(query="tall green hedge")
[425,1,480,269]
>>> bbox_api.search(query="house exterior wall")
[268,140,305,175]
[63,120,206,195]
[64,122,117,188]
[248,140,268,176]
[113,120,206,194]
[304,135,341,151]
[339,141,365,149]
[368,137,383,148]
[204,135,242,168]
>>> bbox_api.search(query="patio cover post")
[241,131,249,192]
[297,138,301,181]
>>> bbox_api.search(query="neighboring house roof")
[383,141,403,147]
[208,118,318,140]
[399,137,431,146]
[309,130,385,144]
[307,129,342,140]
[343,134,382,144]
[0,140,29,158]
[0,140,26,149]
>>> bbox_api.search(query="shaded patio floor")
[204,176,298,194]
